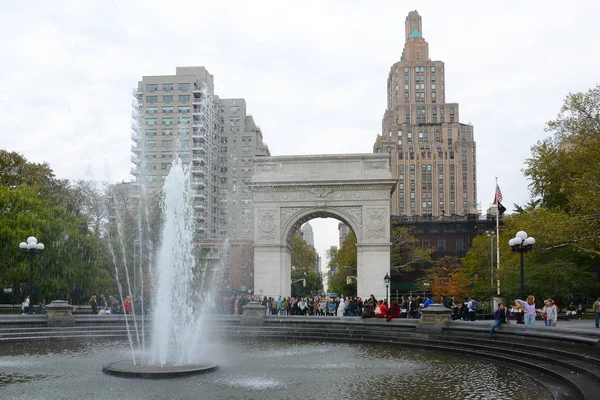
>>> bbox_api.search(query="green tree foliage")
[0,184,113,304]
[290,232,319,297]
[524,85,600,256]
[0,151,114,304]
[327,232,357,296]
[461,86,600,304]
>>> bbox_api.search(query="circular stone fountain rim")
[102,360,219,379]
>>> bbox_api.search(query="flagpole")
[495,177,501,296]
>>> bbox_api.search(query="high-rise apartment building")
[131,66,270,240]
[220,98,270,239]
[373,11,477,217]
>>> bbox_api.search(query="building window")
[178,106,190,113]
[146,84,158,92]
[163,95,173,103]
[178,117,191,124]
[146,96,158,104]
[163,84,173,91]
[178,83,190,91]
[145,140,157,148]
[162,106,173,114]
[163,129,173,136]
[437,240,446,250]
[145,129,157,136]
[145,118,157,125]
[162,118,173,125]
[456,239,464,250]
[178,95,190,103]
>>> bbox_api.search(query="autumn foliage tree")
[420,256,470,301]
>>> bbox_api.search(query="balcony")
[130,155,141,165]
[131,145,141,153]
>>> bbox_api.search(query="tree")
[290,232,318,297]
[390,224,432,278]
[420,256,471,301]
[524,85,600,256]
[327,232,357,296]
[0,184,113,304]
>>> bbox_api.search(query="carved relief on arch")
[366,208,386,239]
[258,209,276,241]
[280,207,304,226]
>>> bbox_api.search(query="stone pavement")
[466,317,600,331]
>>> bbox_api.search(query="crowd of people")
[218,294,444,321]
[88,294,148,315]
[22,292,600,330]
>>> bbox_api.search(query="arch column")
[254,244,291,299]
[356,243,390,301]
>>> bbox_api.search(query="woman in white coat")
[337,297,346,317]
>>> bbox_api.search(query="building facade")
[131,66,270,241]
[373,11,477,218]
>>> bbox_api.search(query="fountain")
[102,157,219,378]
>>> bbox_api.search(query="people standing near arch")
[515,296,537,326]
[593,297,600,328]
[544,299,558,327]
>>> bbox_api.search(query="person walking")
[516,295,537,326]
[545,299,558,327]
[593,297,600,328]
[489,303,510,337]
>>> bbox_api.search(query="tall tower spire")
[374,11,477,218]
[401,10,429,62]
[405,10,423,42]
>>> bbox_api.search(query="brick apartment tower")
[373,11,477,217]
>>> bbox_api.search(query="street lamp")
[486,230,496,287]
[508,231,535,300]
[19,236,44,314]
[383,273,390,305]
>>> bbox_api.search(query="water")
[111,82,221,368]
[0,340,554,400]
[150,158,216,367]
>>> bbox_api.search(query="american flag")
[493,184,503,205]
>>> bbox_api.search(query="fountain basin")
[102,360,218,379]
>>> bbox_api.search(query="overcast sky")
[1,1,599,264]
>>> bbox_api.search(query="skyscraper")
[131,66,270,239]
[373,11,477,217]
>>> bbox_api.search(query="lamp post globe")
[383,273,391,305]
[19,236,44,314]
[508,231,535,300]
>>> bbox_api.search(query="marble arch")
[251,154,396,300]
